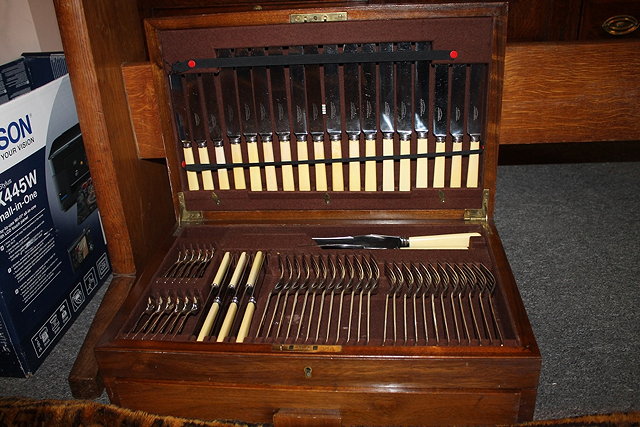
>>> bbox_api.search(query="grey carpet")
[0,161,638,421]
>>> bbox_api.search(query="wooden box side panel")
[106,378,532,425]
[54,0,176,274]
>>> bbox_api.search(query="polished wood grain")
[122,63,165,159]
[54,0,176,275]
[106,379,528,425]
[500,40,640,144]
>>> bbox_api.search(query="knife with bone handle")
[185,74,214,191]
[450,64,466,188]
[289,46,311,191]
[361,43,377,191]
[169,74,198,191]
[414,42,431,188]
[433,64,448,188]
[196,251,232,341]
[217,251,249,342]
[236,251,266,343]
[270,47,295,191]
[380,42,395,192]
[219,48,246,190]
[202,73,230,189]
[313,232,480,250]
[324,44,344,191]
[252,48,277,191]
[396,42,413,192]
[467,64,486,188]
[304,45,328,191]
[236,48,262,191]
[344,44,361,191]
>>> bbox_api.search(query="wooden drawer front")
[580,0,640,39]
[108,379,524,425]
[96,349,540,391]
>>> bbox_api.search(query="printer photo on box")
[0,74,110,377]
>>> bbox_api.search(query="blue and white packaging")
[0,75,110,377]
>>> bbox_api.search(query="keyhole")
[304,366,312,378]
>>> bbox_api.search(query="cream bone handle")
[466,137,480,188]
[450,136,463,188]
[230,139,247,190]
[382,135,395,191]
[197,141,215,191]
[261,135,278,191]
[246,136,263,191]
[399,136,411,191]
[183,141,200,191]
[217,252,249,342]
[364,136,377,191]
[348,136,361,191]
[213,141,230,190]
[402,232,481,250]
[313,136,328,192]
[331,136,345,191]
[415,135,429,188]
[235,251,265,343]
[279,136,295,191]
[433,137,446,188]
[196,251,232,341]
[295,134,311,191]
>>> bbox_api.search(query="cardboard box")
[0,53,68,106]
[0,75,110,377]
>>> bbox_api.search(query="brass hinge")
[464,189,489,223]
[290,12,348,23]
[178,192,203,225]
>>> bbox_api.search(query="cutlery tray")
[94,3,541,425]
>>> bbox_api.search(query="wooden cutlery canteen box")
[94,2,541,425]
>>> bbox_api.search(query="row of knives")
[125,250,507,346]
[170,43,487,193]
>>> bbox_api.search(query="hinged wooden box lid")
[123,3,505,225]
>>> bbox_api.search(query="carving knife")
[361,43,377,191]
[270,47,294,191]
[219,48,246,189]
[396,42,412,192]
[324,44,344,191]
[202,73,230,189]
[312,232,481,250]
[467,64,486,188]
[433,64,449,188]
[450,64,466,188]
[380,42,395,191]
[289,46,311,191]
[252,48,277,191]
[236,48,262,191]
[217,252,249,342]
[169,74,198,191]
[196,251,232,341]
[343,43,361,191]
[414,42,431,188]
[304,44,328,191]
[236,251,265,343]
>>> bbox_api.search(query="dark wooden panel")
[500,40,640,144]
